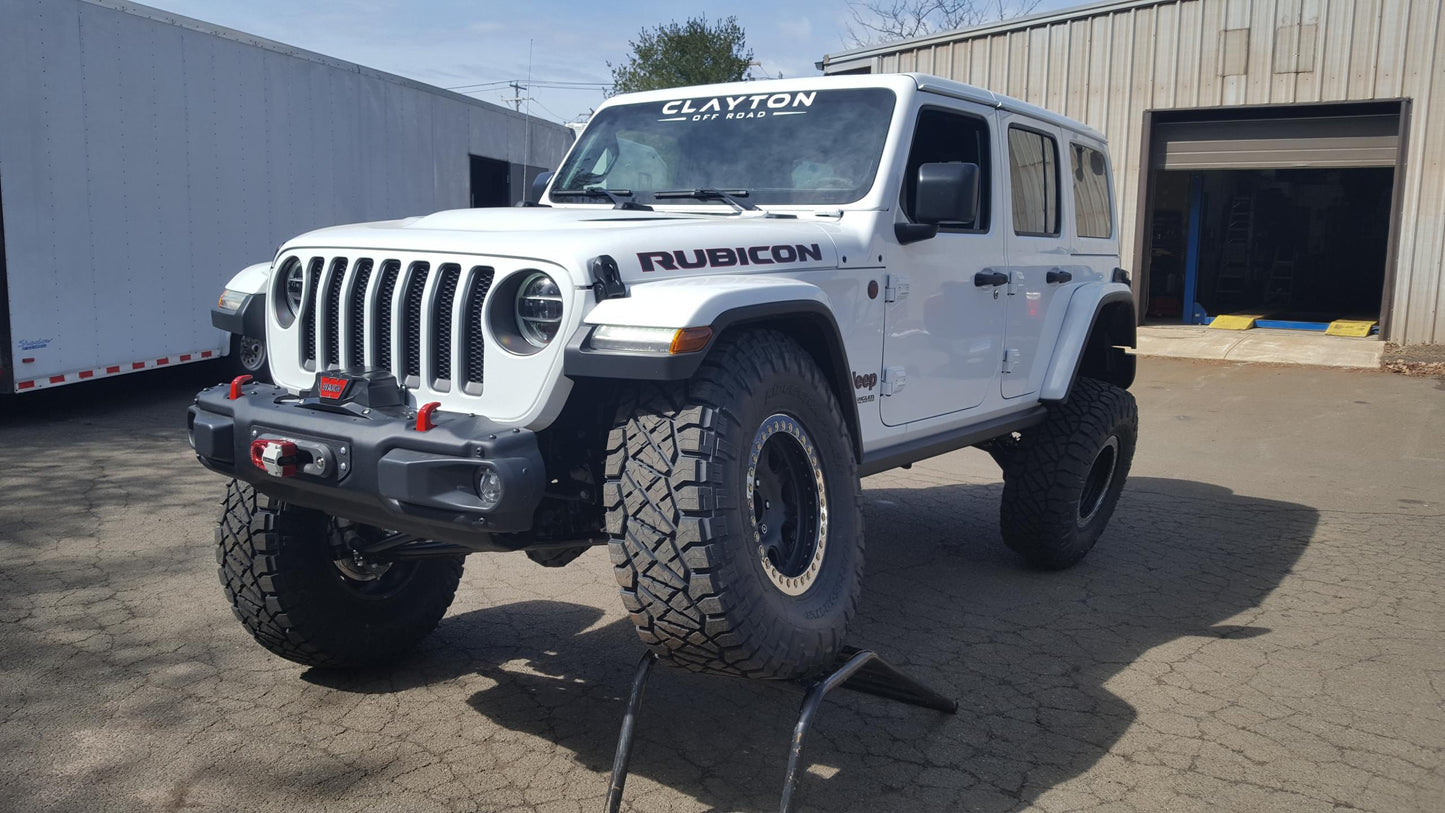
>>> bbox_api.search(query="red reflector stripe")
[179,354,192,362]
[49,375,66,384]
[156,358,169,365]
[131,362,145,370]
[79,370,94,379]
[106,366,121,374]
[17,381,36,389]
[201,351,213,358]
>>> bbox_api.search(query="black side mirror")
[915,162,980,225]
[896,162,981,245]
[530,170,555,203]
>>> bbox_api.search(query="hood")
[278,206,860,286]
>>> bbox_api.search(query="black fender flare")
[564,300,864,462]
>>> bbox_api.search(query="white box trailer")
[0,0,572,394]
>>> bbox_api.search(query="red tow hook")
[249,439,308,477]
[228,374,253,400]
[416,401,441,431]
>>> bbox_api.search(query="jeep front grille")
[322,258,348,368]
[294,255,498,395]
[346,260,372,368]
[400,262,430,383]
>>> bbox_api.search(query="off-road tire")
[999,377,1137,570]
[605,330,864,679]
[229,333,271,384]
[215,480,464,668]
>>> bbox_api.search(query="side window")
[1007,126,1060,237]
[902,108,990,232]
[1071,143,1113,239]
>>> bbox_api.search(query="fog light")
[476,467,504,510]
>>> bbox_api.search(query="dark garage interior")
[1146,166,1394,325]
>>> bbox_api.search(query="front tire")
[605,330,864,679]
[215,480,464,668]
[999,377,1138,570]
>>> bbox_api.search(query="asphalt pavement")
[1,358,1441,812]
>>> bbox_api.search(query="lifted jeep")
[192,73,1137,677]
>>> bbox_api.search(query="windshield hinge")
[589,255,627,302]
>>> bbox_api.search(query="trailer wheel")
[230,334,271,383]
[999,378,1137,570]
[605,330,864,679]
[215,480,463,668]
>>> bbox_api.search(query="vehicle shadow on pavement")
[308,475,1317,812]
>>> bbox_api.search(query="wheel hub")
[748,414,828,596]
[237,335,265,371]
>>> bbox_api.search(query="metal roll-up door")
[1153,113,1399,171]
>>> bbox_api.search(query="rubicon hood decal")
[638,243,823,272]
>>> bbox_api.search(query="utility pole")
[506,81,527,112]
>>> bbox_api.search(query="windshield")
[550,88,896,207]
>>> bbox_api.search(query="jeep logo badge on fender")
[318,375,348,400]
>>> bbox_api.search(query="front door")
[881,102,1007,426]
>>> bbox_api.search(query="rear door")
[999,117,1079,399]
[880,102,1006,426]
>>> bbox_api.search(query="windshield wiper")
[551,188,653,211]
[653,188,758,212]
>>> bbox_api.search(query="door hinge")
[884,274,910,303]
[1002,348,1021,374]
[881,366,907,395]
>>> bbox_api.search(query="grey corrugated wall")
[825,0,1444,344]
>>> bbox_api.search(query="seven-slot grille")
[295,255,496,392]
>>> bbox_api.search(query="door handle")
[1046,269,1073,284]
[974,270,1008,287]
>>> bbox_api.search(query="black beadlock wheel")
[605,330,864,679]
[999,377,1138,570]
[215,480,464,668]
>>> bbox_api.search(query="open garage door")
[1142,103,1404,335]
[1153,113,1399,171]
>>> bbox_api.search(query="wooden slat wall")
[843,0,1444,343]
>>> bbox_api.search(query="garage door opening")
[1141,102,1404,335]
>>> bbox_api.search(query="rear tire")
[999,377,1137,570]
[605,330,864,679]
[215,480,463,668]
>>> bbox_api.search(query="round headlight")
[515,272,563,348]
[282,261,305,318]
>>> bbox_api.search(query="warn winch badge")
[638,243,823,272]
[318,375,348,400]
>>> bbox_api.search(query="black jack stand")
[603,646,957,813]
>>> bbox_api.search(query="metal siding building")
[0,0,573,391]
[823,0,1445,344]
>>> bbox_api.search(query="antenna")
[523,39,533,195]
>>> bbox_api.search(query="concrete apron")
[1133,325,1384,369]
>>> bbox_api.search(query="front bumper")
[187,376,545,548]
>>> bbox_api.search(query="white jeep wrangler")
[194,73,1137,678]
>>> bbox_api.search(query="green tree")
[609,16,754,95]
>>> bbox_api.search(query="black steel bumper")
[187,378,546,548]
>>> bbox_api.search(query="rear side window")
[1071,143,1113,238]
[1007,126,1059,237]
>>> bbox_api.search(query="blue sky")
[138,0,1075,123]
